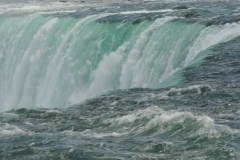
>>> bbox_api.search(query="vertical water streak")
[184,23,240,66]
[119,17,176,89]
[3,18,58,110]
[35,13,116,109]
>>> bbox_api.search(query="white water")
[1,10,240,112]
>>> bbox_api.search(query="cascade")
[1,12,240,112]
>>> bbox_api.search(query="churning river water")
[1,0,240,159]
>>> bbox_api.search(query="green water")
[1,13,240,112]
[1,1,240,159]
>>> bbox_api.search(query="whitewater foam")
[1,6,240,112]
[185,22,240,66]
[0,124,25,136]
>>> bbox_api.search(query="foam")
[74,106,224,138]
[165,85,213,96]
[185,22,240,66]
[120,9,173,15]
[0,113,20,122]
[0,124,25,136]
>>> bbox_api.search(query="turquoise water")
[1,1,240,159]
[1,13,240,111]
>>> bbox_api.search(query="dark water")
[1,1,240,159]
